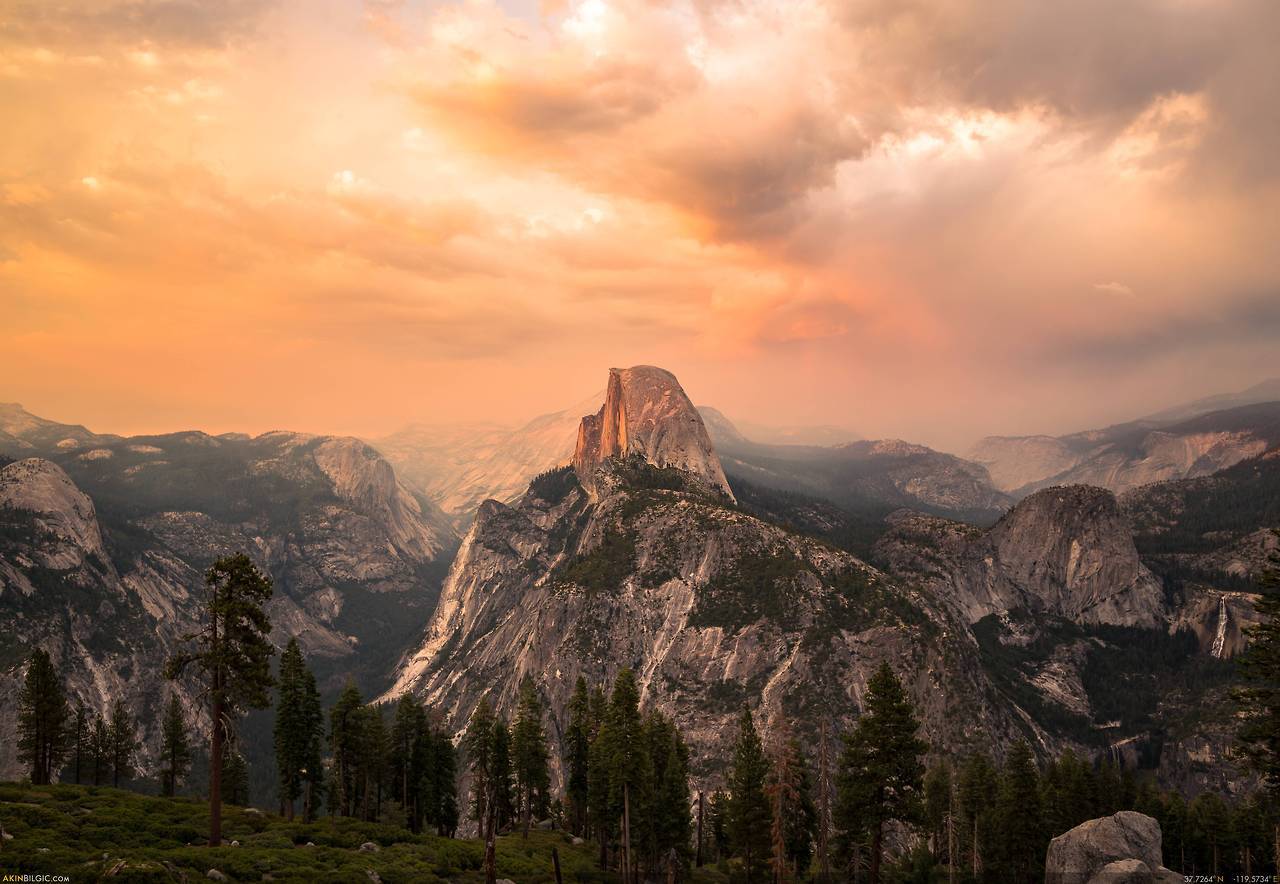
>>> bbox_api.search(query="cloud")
[2,0,275,50]
[1,0,1277,447]
[1093,282,1134,298]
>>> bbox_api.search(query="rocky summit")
[573,366,734,500]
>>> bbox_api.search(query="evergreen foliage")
[107,699,138,789]
[272,639,312,818]
[160,693,192,797]
[564,676,593,836]
[16,648,70,785]
[511,675,552,837]
[833,663,926,884]
[165,553,275,847]
[727,705,772,882]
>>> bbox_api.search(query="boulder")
[358,841,380,853]
[1045,812,1169,884]
[207,871,228,882]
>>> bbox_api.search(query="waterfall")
[1210,595,1229,659]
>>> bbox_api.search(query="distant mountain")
[372,393,600,518]
[376,400,858,519]
[0,404,458,781]
[700,407,1010,524]
[1143,377,1280,423]
[969,400,1280,497]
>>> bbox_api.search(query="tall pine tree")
[766,719,814,884]
[165,553,275,846]
[328,680,365,818]
[107,699,137,788]
[565,676,593,837]
[160,693,191,797]
[726,705,772,883]
[834,662,927,884]
[299,665,325,822]
[71,703,90,785]
[511,675,551,837]
[16,648,70,785]
[273,638,309,819]
[90,714,110,786]
[993,741,1043,882]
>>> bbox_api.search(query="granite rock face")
[1045,812,1178,884]
[573,366,733,500]
[0,458,107,572]
[877,485,1166,627]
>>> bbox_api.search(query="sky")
[1,0,1278,453]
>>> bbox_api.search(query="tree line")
[14,542,1280,882]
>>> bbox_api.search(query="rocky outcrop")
[0,458,108,573]
[1045,812,1179,884]
[877,485,1166,628]
[573,366,733,500]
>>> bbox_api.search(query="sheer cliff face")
[876,485,1166,628]
[573,366,734,501]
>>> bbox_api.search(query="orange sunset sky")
[2,0,1278,451]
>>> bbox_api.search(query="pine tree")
[727,705,772,883]
[491,720,516,831]
[923,760,952,862]
[430,723,460,836]
[90,714,111,786]
[165,553,275,846]
[391,694,427,829]
[221,742,250,807]
[1235,535,1280,865]
[834,662,927,884]
[655,728,693,874]
[71,704,90,785]
[160,693,191,797]
[957,753,997,880]
[598,669,651,882]
[16,648,70,785]
[993,741,1043,882]
[328,680,365,818]
[107,699,137,788]
[709,789,729,863]
[1188,792,1232,876]
[565,676,592,836]
[361,704,388,822]
[464,698,500,884]
[299,665,325,822]
[273,638,309,819]
[511,675,551,837]
[765,719,813,883]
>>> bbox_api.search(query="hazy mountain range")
[1,372,1278,800]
